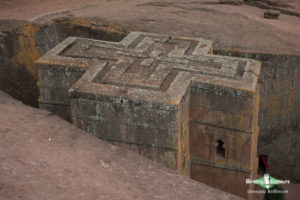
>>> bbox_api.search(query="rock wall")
[0,20,41,107]
[0,18,128,107]
[214,50,300,182]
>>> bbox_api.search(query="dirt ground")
[0,0,300,54]
[0,90,243,200]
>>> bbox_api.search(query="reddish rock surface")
[0,0,300,54]
[0,1,299,199]
[0,90,242,200]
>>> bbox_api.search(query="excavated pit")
[0,17,128,107]
[0,16,299,186]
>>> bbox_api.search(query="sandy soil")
[0,90,242,200]
[0,0,300,54]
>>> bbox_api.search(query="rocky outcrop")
[218,0,244,5]
[0,19,41,107]
[264,9,281,18]
[262,0,293,7]
[0,18,128,107]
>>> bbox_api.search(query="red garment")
[260,154,269,171]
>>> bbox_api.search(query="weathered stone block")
[112,141,178,169]
[36,32,261,199]
[189,122,253,164]
[189,105,253,130]
[191,164,250,199]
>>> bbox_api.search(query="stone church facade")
[36,32,261,199]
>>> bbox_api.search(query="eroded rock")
[262,0,293,7]
[264,9,281,18]
[219,0,244,5]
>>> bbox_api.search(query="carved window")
[216,140,225,158]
